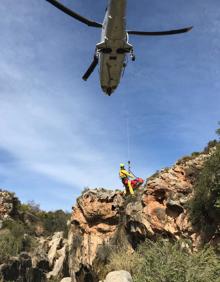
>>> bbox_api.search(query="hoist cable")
[122,96,133,173]
[126,111,130,166]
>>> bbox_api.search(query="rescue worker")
[119,163,135,195]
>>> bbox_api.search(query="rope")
[126,115,138,178]
[122,95,132,172]
[126,110,131,169]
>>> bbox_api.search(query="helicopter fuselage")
[97,0,132,95]
[46,0,192,96]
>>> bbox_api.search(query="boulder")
[60,278,72,282]
[104,270,133,282]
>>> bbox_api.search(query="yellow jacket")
[119,169,135,180]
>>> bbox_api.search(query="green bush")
[0,204,70,263]
[19,201,70,237]
[3,220,26,238]
[104,239,220,282]
[0,232,23,263]
[19,201,40,214]
[216,122,220,138]
[94,244,141,280]
[106,246,142,278]
[191,151,200,157]
[134,239,220,282]
[176,155,193,165]
[189,144,220,235]
[204,140,219,153]
[0,220,37,260]
[96,242,114,266]
[37,210,70,237]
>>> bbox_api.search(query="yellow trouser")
[123,180,134,195]
[128,180,134,195]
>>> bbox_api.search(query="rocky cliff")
[0,145,217,282]
[67,147,216,281]
[0,190,20,222]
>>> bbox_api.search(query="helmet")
[120,163,125,168]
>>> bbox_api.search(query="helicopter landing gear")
[82,48,99,81]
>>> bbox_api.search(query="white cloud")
[0,79,118,186]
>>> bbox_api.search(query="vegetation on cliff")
[1,124,220,281]
[189,126,220,237]
[19,201,70,236]
[104,239,220,282]
[0,220,34,264]
[0,199,70,264]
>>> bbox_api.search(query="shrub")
[189,144,220,236]
[95,245,141,280]
[134,239,220,282]
[38,210,70,237]
[19,201,40,214]
[176,155,193,165]
[0,232,23,263]
[0,220,37,260]
[204,140,218,153]
[104,239,220,282]
[3,220,25,238]
[96,242,114,265]
[106,246,142,277]
[191,152,200,157]
[216,121,220,138]
[19,201,70,237]
[148,170,160,180]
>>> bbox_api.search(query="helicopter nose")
[106,87,113,96]
[101,86,114,96]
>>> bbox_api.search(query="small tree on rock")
[216,121,220,139]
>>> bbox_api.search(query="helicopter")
[46,0,192,96]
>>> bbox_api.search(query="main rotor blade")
[46,0,102,28]
[127,26,193,36]
[82,56,99,81]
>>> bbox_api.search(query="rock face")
[67,149,214,281]
[0,190,20,221]
[46,232,69,280]
[0,252,46,282]
[0,189,70,282]
[68,189,124,280]
[0,147,216,282]
[31,232,69,281]
[0,231,69,282]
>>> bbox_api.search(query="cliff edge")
[67,147,216,281]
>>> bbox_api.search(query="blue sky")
[0,0,219,211]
